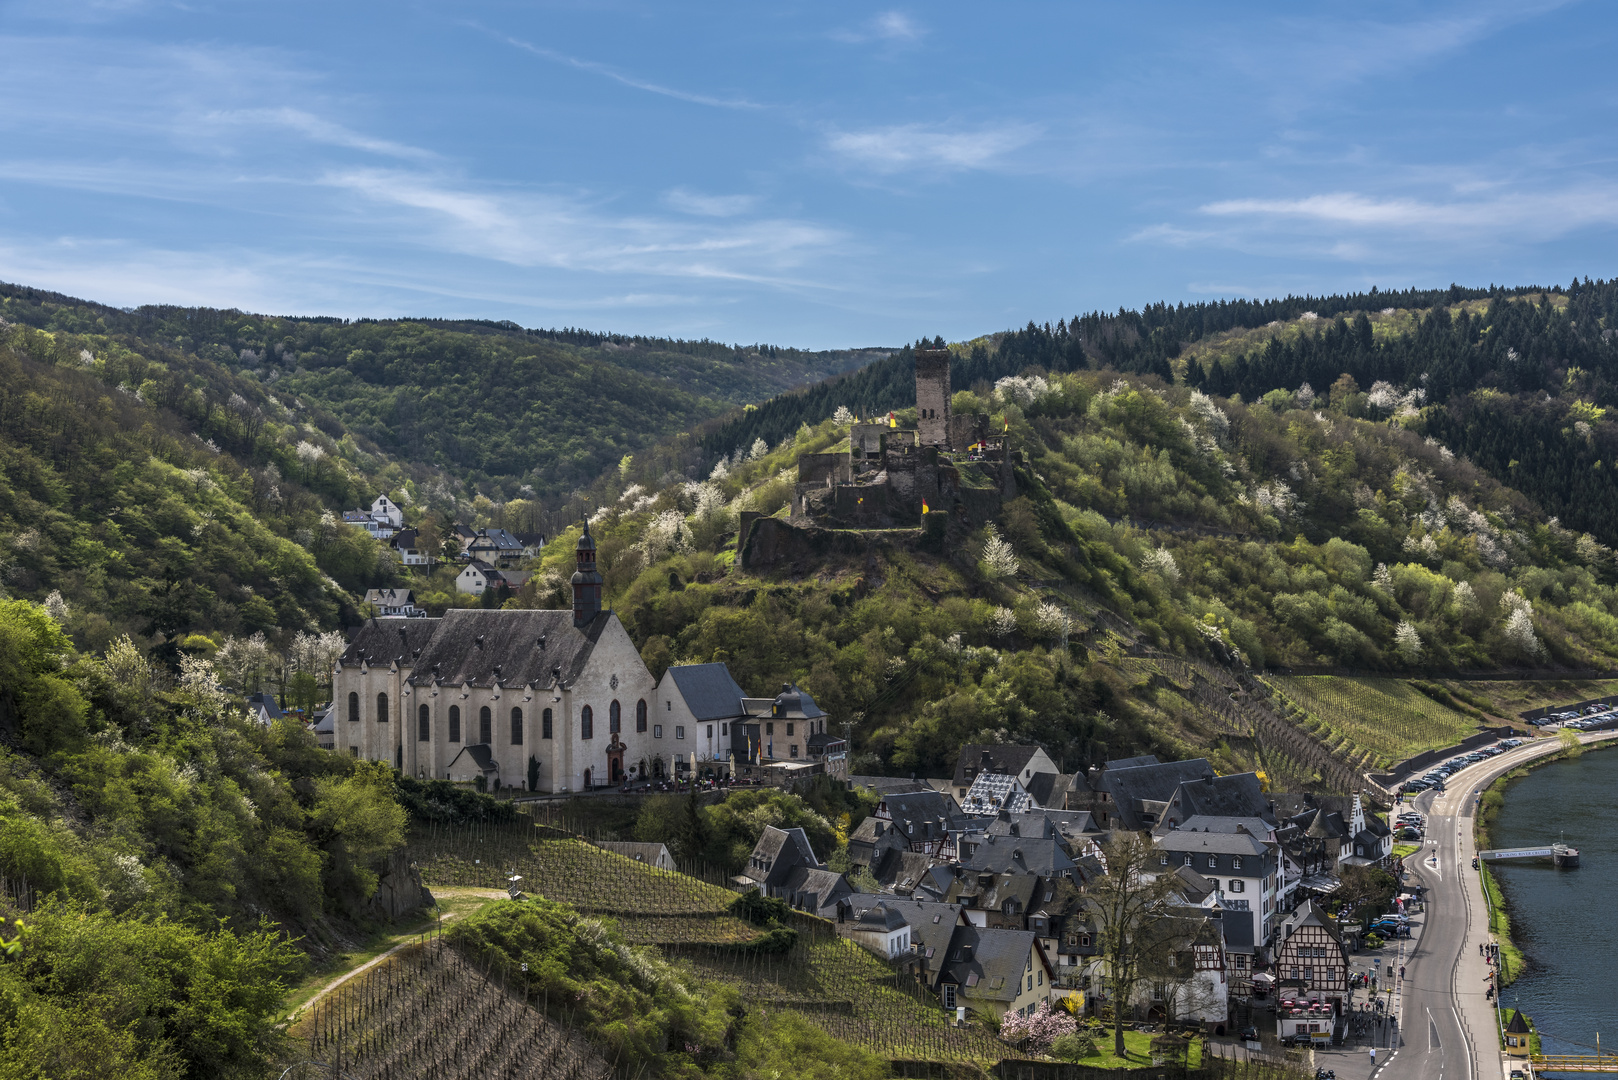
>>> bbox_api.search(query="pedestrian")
[1370,1047,1377,1068]
[1399,965,1405,980]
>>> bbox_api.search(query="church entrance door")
[582,767,592,790]
[609,753,623,783]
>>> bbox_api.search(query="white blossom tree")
[1394,621,1424,663]
[832,405,855,425]
[979,525,1019,580]
[1140,547,1180,584]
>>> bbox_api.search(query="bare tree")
[1085,833,1184,1057]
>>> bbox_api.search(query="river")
[1489,745,1618,1057]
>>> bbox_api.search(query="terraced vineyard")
[671,926,1009,1062]
[289,938,609,1080]
[1268,676,1480,768]
[409,823,759,945]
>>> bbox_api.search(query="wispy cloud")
[202,108,437,162]
[825,123,1040,174]
[319,168,847,286]
[1201,187,1618,234]
[480,27,763,110]
[831,11,925,44]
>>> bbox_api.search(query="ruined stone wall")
[850,423,888,457]
[797,451,852,486]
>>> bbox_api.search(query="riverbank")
[1472,738,1618,988]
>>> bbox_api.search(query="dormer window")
[1232,857,1242,871]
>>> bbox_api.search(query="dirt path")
[287,888,507,1022]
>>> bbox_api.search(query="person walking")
[1370,1047,1378,1069]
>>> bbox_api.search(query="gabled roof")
[340,618,444,673]
[1170,865,1217,904]
[1160,773,1271,825]
[961,833,1077,877]
[880,790,966,840]
[470,528,525,551]
[767,683,824,719]
[855,903,909,931]
[963,771,1035,816]
[595,841,672,865]
[246,692,283,719]
[364,609,615,690]
[1155,828,1270,858]
[448,743,498,772]
[782,866,853,912]
[364,587,417,607]
[1161,815,1274,841]
[1095,758,1216,830]
[663,663,749,720]
[312,705,334,734]
[1222,909,1256,952]
[748,825,821,887]
[953,744,1046,788]
[873,848,941,893]
[1284,898,1345,946]
[935,925,1048,1002]
[1025,771,1076,809]
[391,529,420,548]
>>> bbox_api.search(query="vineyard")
[287,937,610,1080]
[670,923,1009,1063]
[1267,676,1479,768]
[409,822,760,945]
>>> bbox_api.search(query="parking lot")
[1398,737,1528,798]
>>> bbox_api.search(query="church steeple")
[571,520,603,627]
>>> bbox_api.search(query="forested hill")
[0,283,885,502]
[699,279,1618,546]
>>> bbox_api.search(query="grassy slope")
[1267,676,1480,768]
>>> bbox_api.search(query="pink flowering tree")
[999,1001,1079,1052]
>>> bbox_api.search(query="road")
[1376,730,1618,1080]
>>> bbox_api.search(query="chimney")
[571,520,603,627]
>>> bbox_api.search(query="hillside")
[0,282,885,506]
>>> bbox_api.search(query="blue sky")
[1,1,1615,348]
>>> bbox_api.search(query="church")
[330,524,839,791]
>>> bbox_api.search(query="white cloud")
[1201,186,1618,235]
[825,122,1040,173]
[664,188,759,217]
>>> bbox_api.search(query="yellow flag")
[922,502,929,514]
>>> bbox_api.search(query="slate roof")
[665,663,750,720]
[1095,758,1216,830]
[364,587,417,607]
[1160,773,1271,825]
[960,834,1076,877]
[855,903,909,931]
[471,528,525,552]
[1284,899,1345,946]
[448,744,498,772]
[880,790,965,843]
[246,692,283,720]
[782,866,853,914]
[1025,770,1076,809]
[952,745,1045,789]
[1105,754,1161,771]
[342,609,617,689]
[935,925,1046,1003]
[1163,815,1274,840]
[984,809,1099,852]
[873,848,942,894]
[1170,865,1217,904]
[850,775,936,796]
[340,618,444,672]
[1506,1010,1531,1035]
[767,683,825,719]
[391,529,420,549]
[747,825,821,888]
[1155,828,1270,858]
[312,705,334,734]
[1222,908,1256,952]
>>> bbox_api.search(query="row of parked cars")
[1400,737,1527,794]
[1534,703,1617,730]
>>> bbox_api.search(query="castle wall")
[850,424,889,457]
[797,451,852,486]
[915,350,952,448]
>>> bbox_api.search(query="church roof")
[392,608,615,689]
[664,663,750,720]
[340,618,444,671]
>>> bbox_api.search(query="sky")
[1,1,1616,349]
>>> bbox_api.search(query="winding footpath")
[1378,729,1618,1080]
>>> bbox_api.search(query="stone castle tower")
[914,348,951,448]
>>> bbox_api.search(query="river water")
[1489,746,1618,1057]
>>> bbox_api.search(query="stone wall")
[915,349,951,447]
[797,451,852,486]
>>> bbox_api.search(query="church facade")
[332,524,675,792]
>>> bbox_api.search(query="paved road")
[1378,730,1618,1080]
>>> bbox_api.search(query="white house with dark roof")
[364,588,424,618]
[738,825,823,897]
[333,525,671,792]
[654,662,749,771]
[1152,824,1279,946]
[848,903,912,959]
[924,924,1055,1021]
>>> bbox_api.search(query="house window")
[666,700,671,711]
[1232,857,1241,870]
[706,725,713,739]
[1184,855,1192,866]
[1159,854,1169,866]
[1208,855,1217,868]
[676,726,685,740]
[787,723,794,736]
[1231,879,1245,893]
[943,985,956,1009]
[722,723,728,736]
[581,706,593,740]
[376,692,389,723]
[479,706,492,744]
[511,707,523,745]
[1081,935,1091,947]
[349,746,359,757]
[418,705,430,741]
[638,700,648,732]
[1027,975,1034,992]
[790,745,799,758]
[347,692,360,722]
[654,724,663,738]
[449,706,461,742]
[766,722,774,735]
[542,708,553,739]
[609,700,621,734]
[1037,970,1043,986]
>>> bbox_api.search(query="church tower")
[571,521,603,626]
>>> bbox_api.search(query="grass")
[1479,862,1526,987]
[1270,676,1480,768]
[1067,1028,1203,1069]
[1392,843,1421,860]
[1440,678,1618,722]
[280,886,505,1018]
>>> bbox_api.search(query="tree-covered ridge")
[0,282,885,503]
